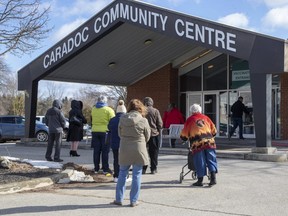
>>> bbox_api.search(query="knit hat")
[190,104,202,114]
[143,97,153,106]
[116,100,127,113]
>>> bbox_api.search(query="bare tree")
[0,0,51,56]
[46,81,65,100]
[0,58,15,95]
[0,58,25,115]
[106,85,127,101]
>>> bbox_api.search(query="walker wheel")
[191,171,197,180]
[179,173,184,183]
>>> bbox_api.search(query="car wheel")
[36,131,48,142]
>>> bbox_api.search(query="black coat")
[66,100,87,142]
[231,100,249,118]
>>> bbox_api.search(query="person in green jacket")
[91,95,115,175]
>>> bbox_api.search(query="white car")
[36,115,69,139]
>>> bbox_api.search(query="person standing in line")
[91,95,115,175]
[67,100,87,157]
[142,97,163,174]
[111,99,151,207]
[108,100,129,183]
[229,96,250,140]
[180,104,218,187]
[45,99,67,162]
[162,102,185,148]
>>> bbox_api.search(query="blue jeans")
[193,149,217,178]
[230,117,244,138]
[91,132,110,172]
[115,164,142,204]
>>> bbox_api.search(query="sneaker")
[46,157,53,161]
[151,169,157,174]
[113,177,118,183]
[103,172,112,177]
[130,201,139,207]
[110,200,122,206]
[103,169,113,176]
[126,176,132,182]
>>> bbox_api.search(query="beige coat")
[118,110,151,166]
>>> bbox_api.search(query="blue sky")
[5,0,288,96]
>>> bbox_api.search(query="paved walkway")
[1,140,288,216]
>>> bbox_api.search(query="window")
[203,54,227,90]
[180,66,201,91]
[229,56,250,89]
[1,117,16,124]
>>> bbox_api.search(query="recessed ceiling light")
[108,62,116,68]
[144,39,152,45]
[208,64,214,69]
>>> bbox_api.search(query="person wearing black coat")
[67,100,87,156]
[229,96,250,140]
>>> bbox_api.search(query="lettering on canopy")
[43,2,237,69]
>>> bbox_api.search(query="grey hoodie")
[45,99,66,133]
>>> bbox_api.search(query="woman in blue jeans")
[111,99,151,207]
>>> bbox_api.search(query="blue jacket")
[108,112,125,150]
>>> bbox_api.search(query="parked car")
[0,115,49,142]
[36,115,69,139]
[83,124,92,136]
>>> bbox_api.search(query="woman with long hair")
[111,99,151,207]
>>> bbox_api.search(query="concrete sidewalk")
[1,143,288,216]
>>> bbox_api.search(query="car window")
[16,117,25,124]
[1,117,16,124]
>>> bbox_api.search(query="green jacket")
[91,105,115,132]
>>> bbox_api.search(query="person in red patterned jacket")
[180,104,218,187]
[162,103,185,148]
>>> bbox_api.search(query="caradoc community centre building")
[18,0,288,154]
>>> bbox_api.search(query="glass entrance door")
[203,94,218,126]
[272,88,280,139]
[187,93,219,136]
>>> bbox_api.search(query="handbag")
[70,116,82,126]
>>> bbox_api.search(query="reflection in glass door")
[187,93,202,117]
[204,94,218,128]
[219,92,229,137]
[229,91,255,138]
[239,91,254,138]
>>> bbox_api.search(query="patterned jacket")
[180,113,217,154]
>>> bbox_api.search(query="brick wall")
[281,73,288,139]
[127,64,178,117]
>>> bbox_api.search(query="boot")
[142,165,147,174]
[70,150,80,157]
[73,151,80,157]
[209,172,217,186]
[192,177,203,186]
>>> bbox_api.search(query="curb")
[0,172,68,195]
[159,148,248,160]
